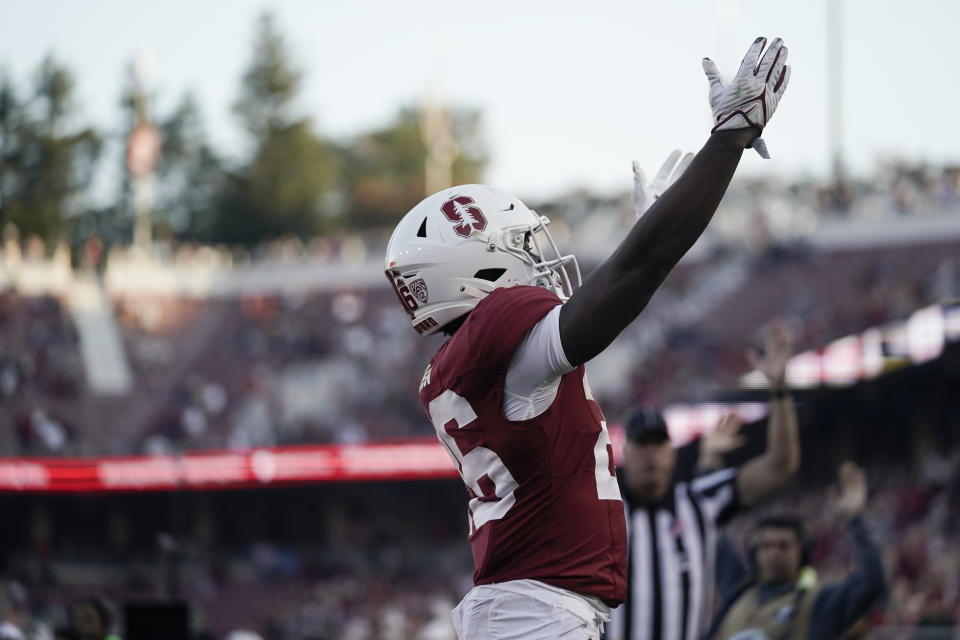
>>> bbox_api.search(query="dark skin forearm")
[559,127,758,365]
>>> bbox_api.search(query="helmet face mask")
[385,185,580,336]
[521,220,580,298]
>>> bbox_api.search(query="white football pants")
[451,582,607,640]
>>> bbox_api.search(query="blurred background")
[0,1,958,638]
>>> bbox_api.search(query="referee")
[607,322,800,640]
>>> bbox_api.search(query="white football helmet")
[385,184,580,336]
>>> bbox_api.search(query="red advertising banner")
[0,441,460,493]
[0,418,771,493]
[0,426,638,494]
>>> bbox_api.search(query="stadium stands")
[1,229,958,457]
[1,164,959,638]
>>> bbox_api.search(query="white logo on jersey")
[419,364,432,392]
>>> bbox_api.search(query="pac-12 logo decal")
[387,268,437,334]
[409,277,428,304]
[441,195,488,238]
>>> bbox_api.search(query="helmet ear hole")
[474,268,507,282]
[417,218,428,238]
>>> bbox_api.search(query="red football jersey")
[419,285,627,605]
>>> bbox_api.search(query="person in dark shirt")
[706,462,886,640]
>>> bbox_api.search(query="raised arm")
[559,37,790,366]
[814,463,887,636]
[736,320,801,507]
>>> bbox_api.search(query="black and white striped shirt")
[608,468,740,640]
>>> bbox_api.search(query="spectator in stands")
[61,596,119,640]
[705,462,886,640]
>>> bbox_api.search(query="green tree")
[155,93,226,240]
[233,12,301,142]
[0,56,101,243]
[212,11,338,245]
[222,120,337,244]
[0,72,22,218]
[339,106,487,229]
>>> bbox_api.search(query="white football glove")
[703,37,790,159]
[632,149,694,220]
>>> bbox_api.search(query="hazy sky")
[2,0,957,200]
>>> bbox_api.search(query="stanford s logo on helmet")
[384,185,581,336]
[441,195,488,238]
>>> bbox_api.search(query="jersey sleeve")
[462,285,565,370]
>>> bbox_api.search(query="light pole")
[126,55,161,250]
[827,0,845,186]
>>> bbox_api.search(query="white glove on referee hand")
[703,37,790,159]
[632,149,694,220]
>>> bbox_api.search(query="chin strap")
[461,278,566,302]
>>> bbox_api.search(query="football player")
[384,37,790,640]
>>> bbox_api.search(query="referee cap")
[624,405,669,443]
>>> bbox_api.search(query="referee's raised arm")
[734,321,801,508]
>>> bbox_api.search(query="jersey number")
[428,389,619,533]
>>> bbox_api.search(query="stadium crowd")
[1,160,959,638]
[2,236,956,457]
[2,420,958,639]
[1,160,957,457]
[727,450,960,634]
[0,292,82,456]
